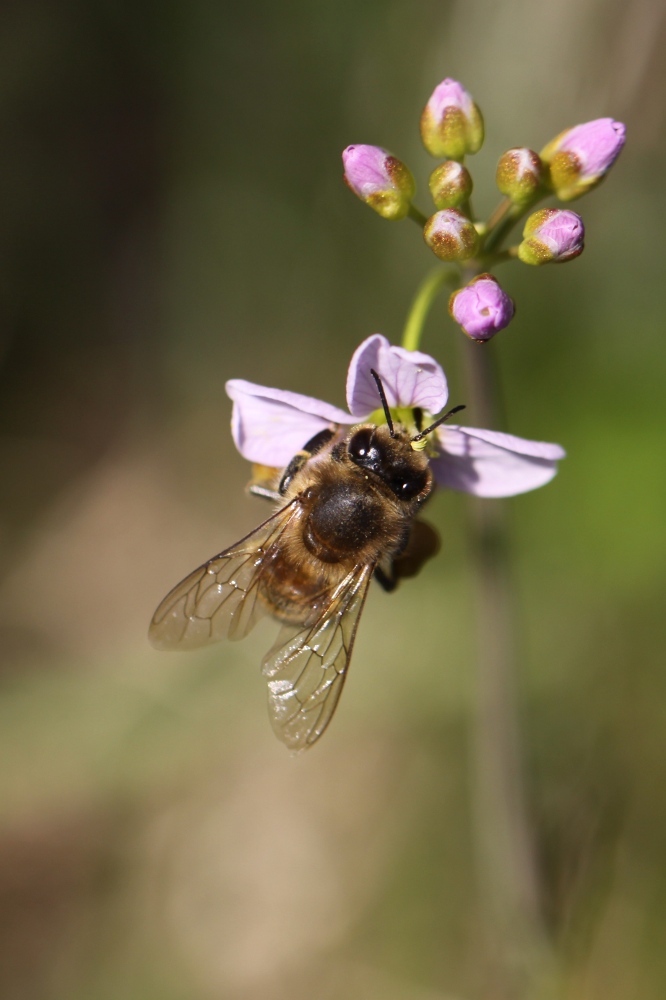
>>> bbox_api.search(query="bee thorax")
[302,481,400,563]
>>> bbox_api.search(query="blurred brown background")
[1,1,665,998]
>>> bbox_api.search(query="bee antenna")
[412,404,466,442]
[369,369,395,437]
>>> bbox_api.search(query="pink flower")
[226,335,564,498]
[496,147,544,205]
[518,209,585,265]
[449,274,515,342]
[423,208,479,261]
[541,118,626,200]
[342,144,415,220]
[429,160,473,210]
[420,78,485,160]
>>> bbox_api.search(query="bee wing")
[149,502,300,651]
[261,563,374,751]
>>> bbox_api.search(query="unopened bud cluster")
[343,77,625,343]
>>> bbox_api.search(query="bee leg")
[374,565,398,593]
[249,484,282,501]
[375,520,441,593]
[279,427,336,495]
[248,464,282,501]
[394,519,441,580]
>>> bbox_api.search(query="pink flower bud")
[342,144,416,220]
[540,118,626,201]
[518,208,585,265]
[420,78,484,160]
[429,160,473,210]
[496,148,543,205]
[423,209,479,262]
[449,274,515,342]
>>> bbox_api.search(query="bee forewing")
[261,564,374,751]
[148,503,299,651]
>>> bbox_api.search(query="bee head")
[347,424,430,501]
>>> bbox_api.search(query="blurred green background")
[1,1,665,998]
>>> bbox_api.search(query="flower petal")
[346,334,448,417]
[226,379,355,466]
[342,145,415,220]
[556,118,626,179]
[431,425,565,497]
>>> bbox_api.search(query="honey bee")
[149,371,463,751]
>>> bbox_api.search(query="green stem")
[479,246,519,269]
[401,266,458,352]
[407,203,429,227]
[483,187,549,257]
[484,205,523,256]
[485,196,513,233]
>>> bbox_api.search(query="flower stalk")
[401,267,458,351]
[482,200,529,257]
[407,203,429,227]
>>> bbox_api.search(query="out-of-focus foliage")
[0,1,665,998]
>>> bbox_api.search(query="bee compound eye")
[348,427,374,460]
[395,472,427,500]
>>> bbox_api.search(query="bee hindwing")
[262,563,374,751]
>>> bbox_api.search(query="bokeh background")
[1,1,665,997]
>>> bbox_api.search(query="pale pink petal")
[342,145,393,198]
[346,334,448,417]
[225,379,354,466]
[426,78,476,122]
[431,425,566,497]
[557,118,626,179]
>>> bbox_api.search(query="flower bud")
[423,209,479,262]
[342,144,415,220]
[496,147,543,205]
[420,78,484,160]
[517,208,585,265]
[449,274,515,342]
[429,160,473,209]
[540,118,626,201]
